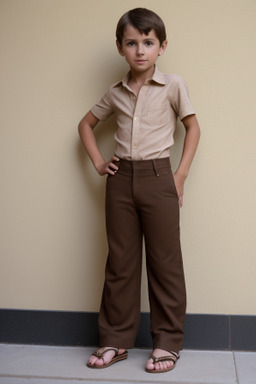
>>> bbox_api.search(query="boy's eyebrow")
[124,37,156,42]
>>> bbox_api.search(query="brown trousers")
[98,158,186,353]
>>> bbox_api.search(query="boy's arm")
[173,114,201,207]
[78,111,119,176]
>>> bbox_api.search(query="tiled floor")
[0,344,256,384]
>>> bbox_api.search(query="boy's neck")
[128,65,155,94]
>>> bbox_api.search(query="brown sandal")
[146,351,179,373]
[87,347,128,369]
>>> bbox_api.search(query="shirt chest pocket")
[147,102,169,126]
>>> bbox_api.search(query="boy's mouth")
[135,60,147,64]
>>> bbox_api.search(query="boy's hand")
[173,172,186,208]
[97,156,120,176]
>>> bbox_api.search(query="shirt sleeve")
[90,87,115,121]
[170,76,195,121]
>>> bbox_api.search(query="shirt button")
[134,116,138,121]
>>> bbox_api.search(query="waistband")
[114,157,171,176]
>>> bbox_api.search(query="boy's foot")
[87,347,128,369]
[146,348,179,373]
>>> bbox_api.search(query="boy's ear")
[158,40,168,56]
[116,40,125,56]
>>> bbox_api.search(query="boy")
[78,8,200,373]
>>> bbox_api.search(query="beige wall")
[1,0,256,315]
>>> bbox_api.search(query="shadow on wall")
[76,114,117,205]
[170,118,186,172]
[75,116,117,300]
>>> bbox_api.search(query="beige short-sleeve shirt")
[91,67,195,160]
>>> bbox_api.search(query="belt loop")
[152,159,159,177]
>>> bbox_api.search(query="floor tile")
[167,350,237,384]
[234,352,256,384]
[0,344,91,382]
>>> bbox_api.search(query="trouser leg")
[135,160,186,353]
[98,170,143,349]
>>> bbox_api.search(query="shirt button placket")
[131,86,148,159]
[132,115,139,157]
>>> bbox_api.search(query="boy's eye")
[127,41,135,46]
[145,41,153,46]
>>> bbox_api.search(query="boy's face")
[117,24,167,76]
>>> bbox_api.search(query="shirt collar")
[114,66,166,89]
[150,66,166,85]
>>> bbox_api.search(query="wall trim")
[0,309,255,351]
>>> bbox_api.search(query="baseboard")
[0,309,255,351]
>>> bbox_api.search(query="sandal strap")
[150,351,179,365]
[92,347,119,359]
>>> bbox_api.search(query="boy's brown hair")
[116,8,167,46]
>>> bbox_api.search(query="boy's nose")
[137,44,144,55]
